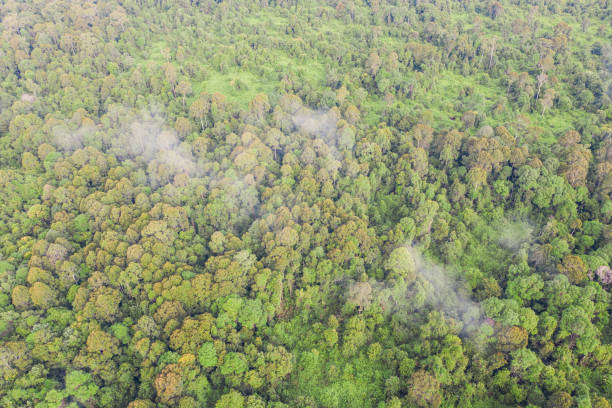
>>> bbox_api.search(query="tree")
[348,281,372,312]
[175,117,192,138]
[164,63,178,93]
[189,98,210,130]
[248,94,270,124]
[482,37,497,70]
[384,247,417,282]
[220,352,248,377]
[155,364,183,404]
[175,80,192,109]
[345,105,360,125]
[11,285,31,309]
[510,349,543,383]
[540,88,555,116]
[238,298,264,329]
[198,342,217,368]
[264,128,284,159]
[487,2,504,19]
[412,124,434,150]
[557,255,587,284]
[496,326,528,352]
[595,266,612,285]
[547,391,573,408]
[560,144,591,187]
[534,70,547,99]
[341,315,367,357]
[216,390,244,408]
[408,370,441,408]
[65,370,99,405]
[29,281,56,309]
[366,52,381,77]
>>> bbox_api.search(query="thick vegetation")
[0,0,611,407]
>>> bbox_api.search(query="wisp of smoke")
[117,109,198,175]
[495,220,533,251]
[52,124,89,151]
[410,249,482,330]
[346,246,483,336]
[292,108,338,139]
[291,107,344,161]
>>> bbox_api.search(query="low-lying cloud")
[496,220,533,251]
[347,247,483,334]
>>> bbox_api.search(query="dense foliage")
[0,0,611,407]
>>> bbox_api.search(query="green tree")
[198,342,217,368]
[384,247,417,282]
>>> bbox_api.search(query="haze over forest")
[0,0,611,407]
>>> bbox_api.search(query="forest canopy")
[0,0,611,407]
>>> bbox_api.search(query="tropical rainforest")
[0,0,611,407]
